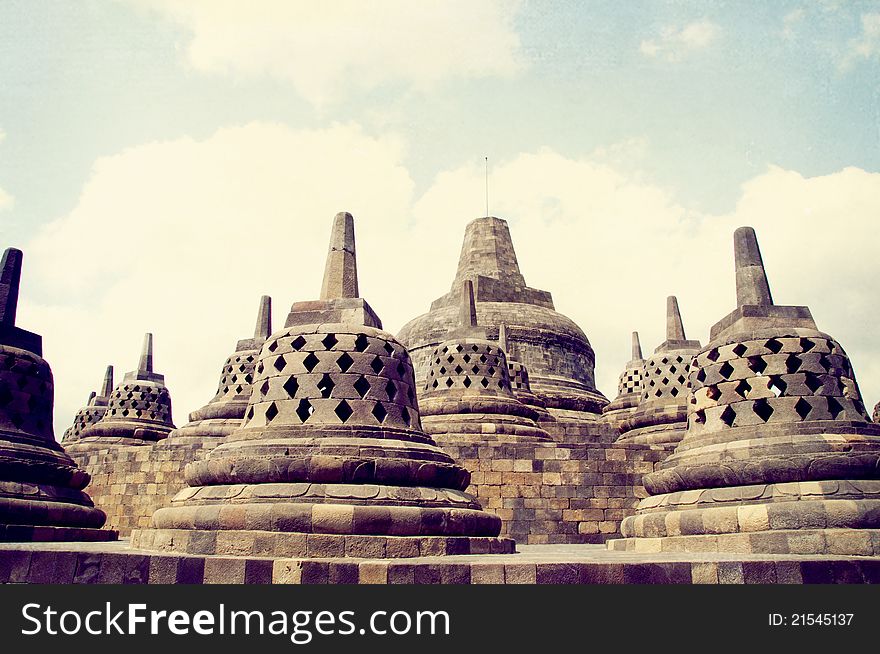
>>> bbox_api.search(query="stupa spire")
[320,211,358,300]
[0,247,22,326]
[734,226,774,307]
[631,331,643,361]
[254,295,272,340]
[138,332,153,373]
[666,296,686,341]
[100,365,114,397]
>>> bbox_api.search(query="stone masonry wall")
[69,440,218,537]
[440,440,676,545]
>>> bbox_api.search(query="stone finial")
[734,226,773,308]
[139,333,153,373]
[320,212,358,300]
[86,390,97,404]
[460,280,478,328]
[254,295,272,340]
[666,296,686,341]
[631,331,643,361]
[498,322,509,353]
[0,247,23,326]
[100,365,114,397]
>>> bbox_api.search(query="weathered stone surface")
[602,331,645,428]
[0,247,115,542]
[612,227,880,556]
[398,217,607,420]
[62,365,113,443]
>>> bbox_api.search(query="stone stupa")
[418,281,552,444]
[601,332,645,429]
[499,322,553,422]
[70,333,174,450]
[164,295,271,446]
[617,297,701,445]
[0,247,114,542]
[131,212,513,558]
[398,216,607,419]
[612,227,880,555]
[61,365,114,444]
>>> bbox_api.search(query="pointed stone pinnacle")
[0,247,23,326]
[320,212,358,300]
[734,226,774,308]
[254,295,272,340]
[460,280,478,328]
[101,365,114,397]
[631,331,643,361]
[87,390,97,404]
[139,333,154,373]
[498,322,509,353]
[667,296,687,341]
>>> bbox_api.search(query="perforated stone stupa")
[70,333,174,449]
[165,296,272,445]
[398,216,607,419]
[61,365,114,444]
[0,247,114,542]
[617,297,701,445]
[419,281,552,444]
[601,332,645,429]
[611,227,880,555]
[131,212,513,558]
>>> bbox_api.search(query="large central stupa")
[398,216,606,418]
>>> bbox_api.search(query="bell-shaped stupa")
[617,298,701,445]
[0,247,114,542]
[601,332,646,428]
[398,216,607,419]
[131,212,513,558]
[71,333,174,449]
[613,227,880,555]
[62,365,114,444]
[419,281,552,444]
[164,296,271,446]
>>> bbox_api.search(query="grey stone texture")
[602,331,645,428]
[131,212,513,558]
[62,365,114,443]
[165,295,272,446]
[69,333,175,450]
[398,217,608,419]
[0,247,114,543]
[617,297,701,445]
[613,226,880,556]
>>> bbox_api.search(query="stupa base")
[1,523,117,542]
[131,528,515,558]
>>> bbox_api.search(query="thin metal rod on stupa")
[667,296,686,341]
[460,280,478,328]
[631,331,643,361]
[254,295,272,340]
[139,333,153,373]
[0,247,23,326]
[734,226,774,307]
[320,212,358,300]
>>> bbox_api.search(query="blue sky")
[1,1,879,434]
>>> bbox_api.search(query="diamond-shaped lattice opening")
[385,380,398,401]
[696,368,707,384]
[480,377,490,388]
[445,378,454,388]
[785,354,802,374]
[669,365,677,374]
[718,362,735,379]
[800,338,815,352]
[301,352,319,373]
[720,405,736,426]
[265,402,279,422]
[318,374,335,398]
[827,396,844,419]
[471,344,479,352]
[753,399,774,422]
[370,356,384,374]
[354,375,371,398]
[765,338,783,354]
[322,333,338,350]
[463,376,472,388]
[291,335,307,351]
[334,400,353,423]
[257,362,264,374]
[244,374,253,384]
[747,357,767,375]
[480,355,487,363]
[282,377,298,398]
[693,409,706,424]
[735,379,751,398]
[662,377,670,385]
[372,402,387,423]
[769,376,786,397]
[795,397,812,420]
[268,340,278,352]
[804,374,823,394]
[472,365,480,374]
[431,379,439,389]
[670,387,679,397]
[246,406,254,422]
[488,367,495,376]
[819,354,832,372]
[706,349,720,362]
[439,366,447,375]
[408,388,415,402]
[661,357,669,365]
[274,355,287,372]
[336,352,354,373]
[454,365,464,375]
[384,342,395,355]
[296,398,313,422]
[354,334,369,352]
[455,344,463,353]
[396,361,406,376]
[677,375,686,385]
[732,343,748,357]
[447,355,455,364]
[441,346,449,355]
[401,407,411,426]
[706,385,720,400]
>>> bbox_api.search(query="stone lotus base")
[2,541,880,584]
[130,528,515,558]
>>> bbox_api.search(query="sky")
[1,0,879,437]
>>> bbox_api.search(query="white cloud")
[640,19,719,62]
[782,9,805,40]
[844,12,880,65]
[125,0,524,105]
[20,127,880,437]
